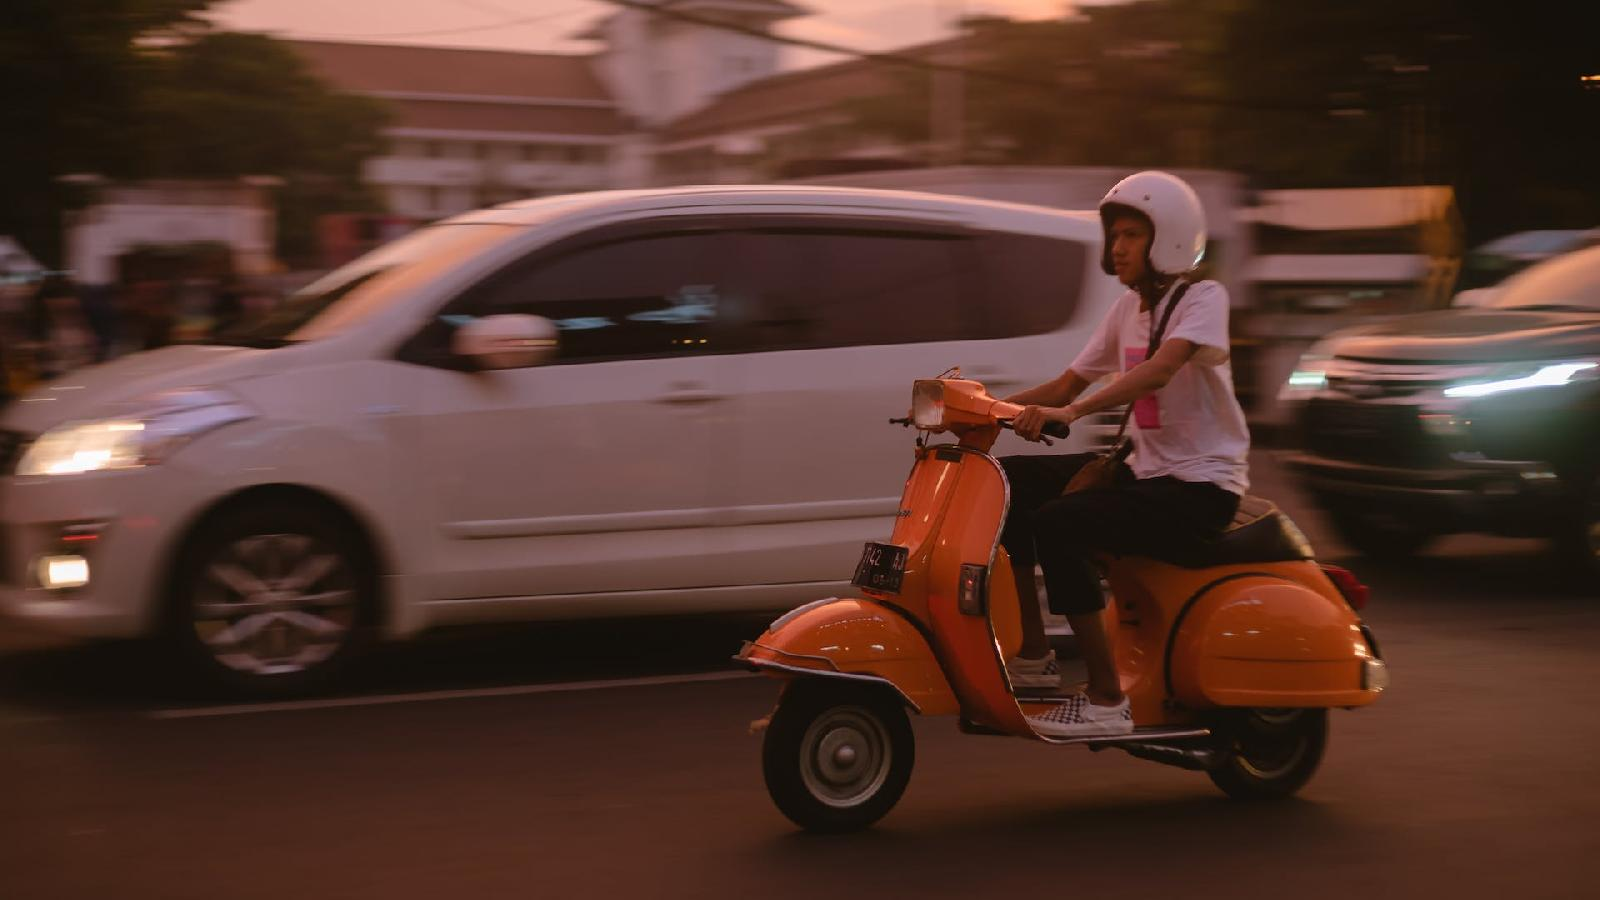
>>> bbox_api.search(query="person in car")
[999,170,1250,737]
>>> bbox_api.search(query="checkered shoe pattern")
[1006,651,1063,689]
[1026,693,1133,737]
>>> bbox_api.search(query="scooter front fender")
[738,597,959,715]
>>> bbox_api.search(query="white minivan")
[0,186,1121,694]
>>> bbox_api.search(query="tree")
[0,1,214,266]
[0,3,389,268]
[1183,0,1600,239]
[136,32,391,264]
[842,0,1600,241]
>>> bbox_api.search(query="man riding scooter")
[1000,170,1251,738]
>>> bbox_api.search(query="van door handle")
[654,387,725,405]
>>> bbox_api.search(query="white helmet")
[1098,170,1207,277]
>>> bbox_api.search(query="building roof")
[1245,254,1432,284]
[661,57,890,142]
[1244,187,1457,231]
[659,35,976,144]
[385,99,624,137]
[288,40,612,103]
[575,1,808,40]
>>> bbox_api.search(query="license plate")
[852,542,908,594]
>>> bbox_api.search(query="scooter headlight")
[911,380,945,429]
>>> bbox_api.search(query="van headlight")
[1443,360,1599,399]
[17,388,253,477]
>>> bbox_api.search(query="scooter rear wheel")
[1207,708,1328,801]
[762,680,914,833]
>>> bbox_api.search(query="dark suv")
[1281,245,1600,579]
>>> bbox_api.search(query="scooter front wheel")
[762,680,914,832]
[1208,708,1328,801]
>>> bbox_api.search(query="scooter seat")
[1158,495,1315,569]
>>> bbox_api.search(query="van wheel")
[1208,708,1327,801]
[1325,505,1434,561]
[762,680,914,833]
[168,501,375,698]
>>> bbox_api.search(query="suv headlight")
[17,388,253,477]
[1443,360,1599,399]
[1279,349,1332,399]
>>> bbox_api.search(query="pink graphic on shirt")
[1124,347,1161,429]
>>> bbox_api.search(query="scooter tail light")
[958,564,988,616]
[1320,564,1369,611]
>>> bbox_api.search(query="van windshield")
[208,224,520,346]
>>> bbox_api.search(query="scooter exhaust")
[1095,740,1220,771]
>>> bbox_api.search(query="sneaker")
[1006,650,1062,690]
[1026,693,1133,738]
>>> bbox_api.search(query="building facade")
[291,0,932,219]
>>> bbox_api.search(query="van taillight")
[1320,564,1369,610]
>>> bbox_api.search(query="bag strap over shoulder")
[1107,280,1191,447]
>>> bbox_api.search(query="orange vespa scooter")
[737,373,1387,833]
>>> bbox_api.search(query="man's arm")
[1005,368,1094,408]
[1010,339,1200,440]
[1070,338,1198,417]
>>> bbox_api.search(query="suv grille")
[1323,360,1493,400]
[1325,374,1456,399]
[1303,400,1443,467]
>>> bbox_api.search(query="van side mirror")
[452,314,559,370]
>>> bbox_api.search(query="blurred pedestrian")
[29,276,97,380]
[127,277,177,351]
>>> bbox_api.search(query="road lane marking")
[149,670,758,720]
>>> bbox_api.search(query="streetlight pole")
[930,0,966,166]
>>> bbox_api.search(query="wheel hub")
[800,707,892,808]
[191,532,358,677]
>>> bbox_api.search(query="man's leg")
[998,453,1096,661]
[1010,555,1050,659]
[1030,484,1146,707]
[1066,611,1121,705]
[1031,477,1239,707]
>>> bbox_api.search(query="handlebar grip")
[1041,421,1071,439]
[998,419,1055,447]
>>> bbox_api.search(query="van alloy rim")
[191,533,357,676]
[799,707,892,808]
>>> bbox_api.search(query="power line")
[593,0,1330,114]
[290,5,592,41]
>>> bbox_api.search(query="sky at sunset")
[212,0,1092,68]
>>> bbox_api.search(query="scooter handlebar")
[998,419,1069,444]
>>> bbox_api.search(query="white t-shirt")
[1069,279,1250,495]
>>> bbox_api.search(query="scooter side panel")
[742,598,960,715]
[921,453,1035,736]
[1105,560,1355,725]
[1169,579,1379,709]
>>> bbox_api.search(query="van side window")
[977,233,1088,338]
[731,229,978,350]
[466,233,732,362]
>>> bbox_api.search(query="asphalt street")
[1,452,1597,899]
